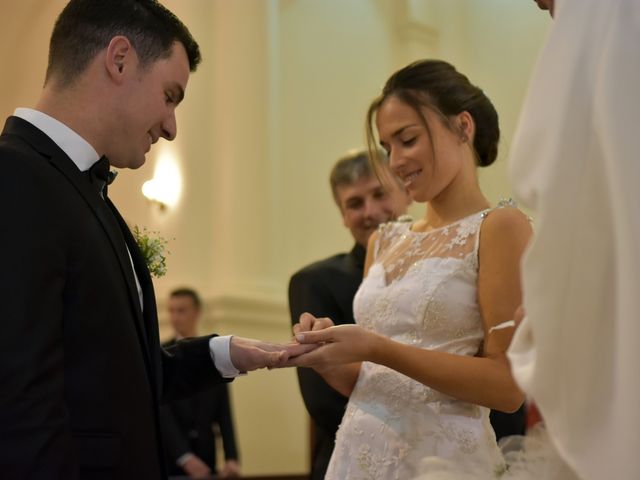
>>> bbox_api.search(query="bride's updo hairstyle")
[366,59,500,183]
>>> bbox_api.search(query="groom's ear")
[104,36,135,84]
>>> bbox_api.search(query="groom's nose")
[161,111,177,141]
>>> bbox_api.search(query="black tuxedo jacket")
[160,339,239,475]
[0,116,226,480]
[288,244,365,480]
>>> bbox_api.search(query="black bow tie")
[86,155,117,197]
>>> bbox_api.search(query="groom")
[0,1,306,479]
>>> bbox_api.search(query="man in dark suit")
[489,404,527,440]
[0,2,307,479]
[288,150,410,480]
[161,288,240,479]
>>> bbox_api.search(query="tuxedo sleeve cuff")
[209,336,247,378]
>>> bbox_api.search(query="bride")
[289,59,532,479]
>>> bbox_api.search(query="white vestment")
[508,0,640,478]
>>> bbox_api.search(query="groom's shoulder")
[0,122,49,172]
[0,138,47,186]
[0,129,70,216]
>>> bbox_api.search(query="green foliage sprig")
[132,226,170,278]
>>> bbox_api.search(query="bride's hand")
[285,324,385,368]
[292,312,334,336]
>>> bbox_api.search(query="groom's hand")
[229,336,317,372]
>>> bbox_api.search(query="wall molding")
[205,292,289,329]
[157,290,289,339]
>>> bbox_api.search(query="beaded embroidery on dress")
[325,206,512,480]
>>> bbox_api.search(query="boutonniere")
[132,226,170,278]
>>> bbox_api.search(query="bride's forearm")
[371,338,524,412]
[315,362,362,397]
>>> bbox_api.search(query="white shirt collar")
[14,107,100,172]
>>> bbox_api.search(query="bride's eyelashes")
[400,137,417,147]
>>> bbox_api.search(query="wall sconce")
[142,150,182,211]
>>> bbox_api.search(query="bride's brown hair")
[366,59,500,186]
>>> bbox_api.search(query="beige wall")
[0,0,549,475]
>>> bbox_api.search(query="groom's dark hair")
[45,0,201,87]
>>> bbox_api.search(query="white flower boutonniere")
[132,226,170,278]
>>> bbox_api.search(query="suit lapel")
[108,198,163,393]
[48,150,150,354]
[92,199,152,356]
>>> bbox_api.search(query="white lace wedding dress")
[325,208,506,480]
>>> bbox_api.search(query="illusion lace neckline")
[408,208,489,236]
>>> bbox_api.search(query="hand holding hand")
[286,324,385,368]
[229,336,317,372]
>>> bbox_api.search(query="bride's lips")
[401,169,422,188]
